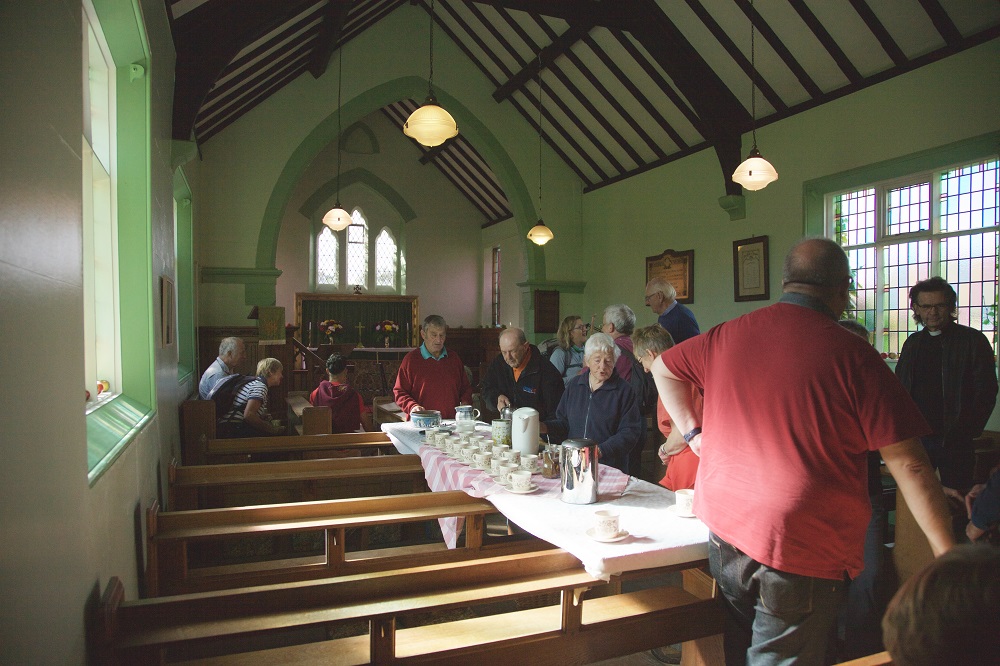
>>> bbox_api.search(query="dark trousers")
[922,434,975,492]
[839,498,889,660]
[708,533,846,666]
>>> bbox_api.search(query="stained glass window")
[316,227,339,286]
[830,159,999,356]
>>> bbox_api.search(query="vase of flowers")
[318,319,343,344]
[375,319,399,348]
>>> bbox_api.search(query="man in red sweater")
[393,314,472,420]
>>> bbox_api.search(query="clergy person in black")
[482,327,564,420]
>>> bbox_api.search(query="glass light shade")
[403,99,459,147]
[322,206,352,231]
[732,148,778,191]
[527,219,554,246]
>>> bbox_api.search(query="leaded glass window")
[346,210,368,288]
[316,227,339,286]
[375,228,397,288]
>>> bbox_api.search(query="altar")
[295,292,419,348]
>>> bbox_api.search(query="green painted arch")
[298,167,416,222]
[254,76,544,279]
[343,121,379,154]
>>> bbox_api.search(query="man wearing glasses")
[896,276,998,495]
[644,277,700,344]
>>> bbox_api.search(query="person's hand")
[657,443,671,465]
[942,485,965,505]
[966,521,987,542]
[497,395,510,411]
[965,483,986,519]
[410,404,424,416]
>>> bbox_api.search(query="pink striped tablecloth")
[417,442,630,548]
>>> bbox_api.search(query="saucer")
[586,527,630,543]
[668,506,696,518]
[507,483,539,494]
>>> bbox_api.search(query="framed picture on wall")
[645,248,694,304]
[733,236,770,302]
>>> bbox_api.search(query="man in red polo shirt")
[651,238,954,665]
[394,314,472,420]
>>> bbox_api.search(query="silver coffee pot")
[560,438,599,504]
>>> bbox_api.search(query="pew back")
[169,455,427,510]
[205,431,397,462]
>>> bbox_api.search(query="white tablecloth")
[381,421,709,579]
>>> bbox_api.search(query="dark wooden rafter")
[531,16,648,166]
[170,0,319,141]
[492,22,591,102]
[435,0,603,183]
[733,0,821,99]
[682,0,785,112]
[916,0,962,47]
[446,141,513,212]
[308,0,353,78]
[340,0,403,42]
[847,0,907,66]
[199,63,311,144]
[441,150,511,218]
[469,0,634,29]
[581,33,681,154]
[219,15,324,86]
[197,39,317,129]
[785,0,861,84]
[500,10,631,173]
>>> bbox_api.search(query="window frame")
[804,133,999,359]
[312,207,402,294]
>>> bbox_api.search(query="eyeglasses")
[643,293,661,304]
[572,324,591,332]
[916,303,950,312]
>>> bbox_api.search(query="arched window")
[375,228,397,289]
[316,227,339,286]
[346,209,368,288]
[314,208,402,293]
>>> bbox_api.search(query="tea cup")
[594,509,620,538]
[509,470,533,492]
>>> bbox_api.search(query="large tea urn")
[560,438,599,504]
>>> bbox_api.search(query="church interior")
[2,0,999,662]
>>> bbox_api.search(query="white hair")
[584,332,620,363]
[603,304,636,334]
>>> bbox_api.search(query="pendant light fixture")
[732,0,778,191]
[323,44,351,231]
[527,55,553,246]
[403,0,458,147]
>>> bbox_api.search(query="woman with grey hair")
[541,332,643,475]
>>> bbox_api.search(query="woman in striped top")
[217,357,284,438]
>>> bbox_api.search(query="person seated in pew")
[881,544,1000,666]
[482,327,564,420]
[540,332,643,476]
[198,336,245,399]
[310,353,373,433]
[217,358,284,438]
[631,324,702,491]
[393,314,472,420]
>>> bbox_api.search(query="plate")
[668,505,696,518]
[586,527,630,543]
[507,483,539,494]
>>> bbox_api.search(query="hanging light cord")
[428,0,435,96]
[336,44,343,202]
[537,52,543,221]
[749,0,758,149]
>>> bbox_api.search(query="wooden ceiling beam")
[916,0,962,47]
[170,0,319,141]
[847,0,907,66]
[492,23,591,102]
[468,0,634,30]
[308,0,353,78]
[734,0,821,99]
[786,0,861,84]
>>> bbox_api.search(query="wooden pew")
[181,399,216,465]
[95,549,724,665]
[285,392,332,435]
[205,431,397,463]
[169,455,428,510]
[373,395,405,427]
[146,490,531,596]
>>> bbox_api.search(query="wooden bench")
[169,455,428,510]
[146,490,534,596]
[373,395,405,427]
[95,549,724,665]
[286,392,333,435]
[204,431,398,463]
[181,399,216,465]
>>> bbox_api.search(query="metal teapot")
[560,438,599,504]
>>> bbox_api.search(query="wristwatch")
[682,427,702,444]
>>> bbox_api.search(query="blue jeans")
[840,497,888,660]
[708,533,846,666]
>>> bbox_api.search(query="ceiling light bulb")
[732,147,778,191]
[527,220,554,246]
[322,206,352,231]
[403,97,458,147]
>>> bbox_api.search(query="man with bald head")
[482,327,564,420]
[651,237,954,665]
[644,277,700,343]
